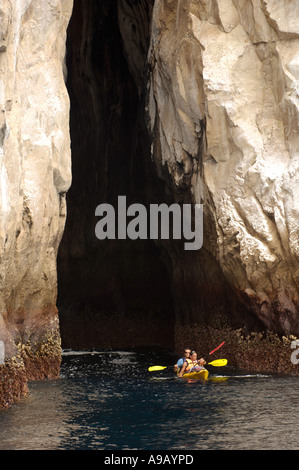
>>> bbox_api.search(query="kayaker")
[174,348,191,372]
[178,351,206,377]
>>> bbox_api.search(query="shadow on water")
[0,348,299,450]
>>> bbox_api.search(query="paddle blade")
[148,366,167,372]
[208,359,227,367]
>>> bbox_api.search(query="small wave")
[212,374,270,379]
[62,350,103,356]
[61,350,136,357]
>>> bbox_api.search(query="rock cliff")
[0,0,299,408]
[0,0,72,407]
[146,0,299,336]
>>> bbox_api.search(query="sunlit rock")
[0,0,72,403]
[147,0,299,334]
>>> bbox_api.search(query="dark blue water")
[0,349,298,450]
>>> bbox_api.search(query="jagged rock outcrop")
[146,0,299,336]
[0,0,72,407]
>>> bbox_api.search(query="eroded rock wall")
[0,0,72,408]
[147,0,299,336]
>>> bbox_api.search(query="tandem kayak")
[178,369,209,380]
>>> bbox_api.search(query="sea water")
[0,349,298,451]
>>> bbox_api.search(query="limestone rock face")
[0,0,72,370]
[147,0,299,335]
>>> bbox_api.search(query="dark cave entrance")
[57,0,175,350]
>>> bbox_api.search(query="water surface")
[0,349,298,450]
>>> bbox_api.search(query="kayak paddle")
[208,341,225,355]
[148,358,227,372]
[207,358,227,367]
[148,365,168,372]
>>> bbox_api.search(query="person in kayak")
[174,348,191,372]
[178,351,206,377]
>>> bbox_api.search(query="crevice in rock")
[57,0,175,350]
[57,0,267,352]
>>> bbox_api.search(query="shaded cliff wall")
[58,0,299,354]
[57,0,176,349]
[58,0,262,351]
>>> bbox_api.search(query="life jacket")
[184,358,195,372]
[184,358,204,373]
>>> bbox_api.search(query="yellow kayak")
[178,369,209,380]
